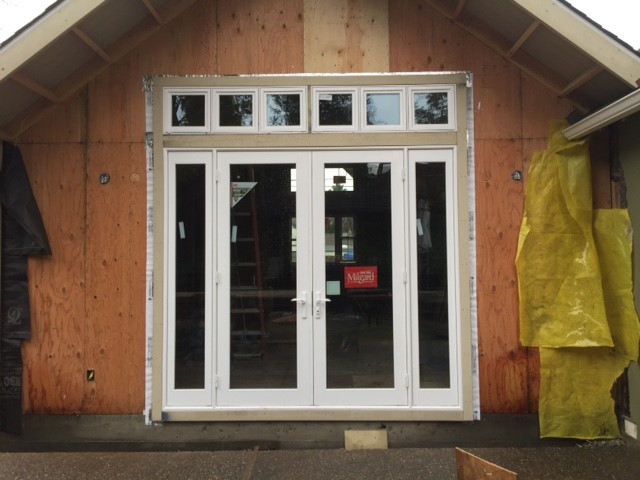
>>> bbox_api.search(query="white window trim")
[361,86,406,132]
[260,87,308,133]
[212,88,259,134]
[163,88,211,134]
[311,87,359,132]
[408,85,456,131]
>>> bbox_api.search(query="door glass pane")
[325,163,394,389]
[229,164,297,389]
[174,164,205,389]
[416,162,450,388]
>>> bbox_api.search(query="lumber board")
[20,144,86,414]
[455,448,518,479]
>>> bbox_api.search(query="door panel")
[312,150,407,406]
[217,151,313,406]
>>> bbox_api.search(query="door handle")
[291,291,307,319]
[314,291,331,319]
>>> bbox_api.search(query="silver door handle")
[291,291,307,319]
[314,292,331,319]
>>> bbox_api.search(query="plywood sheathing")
[304,0,389,73]
[389,0,573,413]
[17,0,579,415]
[218,0,304,74]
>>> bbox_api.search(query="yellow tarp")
[516,121,640,439]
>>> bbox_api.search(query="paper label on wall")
[344,266,378,289]
[231,182,257,207]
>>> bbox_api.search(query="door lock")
[314,292,331,319]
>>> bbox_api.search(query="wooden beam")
[513,0,640,87]
[507,19,540,58]
[3,0,200,139]
[72,27,112,63]
[142,0,164,25]
[560,64,604,97]
[10,72,59,103]
[452,0,466,20]
[0,0,109,83]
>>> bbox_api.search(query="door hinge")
[403,270,407,284]
[405,374,410,388]
[215,271,221,284]
[214,376,219,389]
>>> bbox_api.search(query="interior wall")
[17,0,572,415]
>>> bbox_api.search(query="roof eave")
[0,0,109,83]
[512,0,640,88]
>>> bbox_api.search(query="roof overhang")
[1,0,640,141]
[563,88,640,139]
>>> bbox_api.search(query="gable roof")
[1,0,639,141]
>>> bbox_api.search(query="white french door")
[216,149,407,407]
[164,148,462,411]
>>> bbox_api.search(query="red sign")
[344,266,378,289]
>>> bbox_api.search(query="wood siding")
[17,0,575,414]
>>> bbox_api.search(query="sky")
[0,0,639,49]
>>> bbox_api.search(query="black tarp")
[0,141,51,434]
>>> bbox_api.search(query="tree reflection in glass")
[267,94,301,126]
[219,94,254,127]
[319,94,353,126]
[414,92,448,125]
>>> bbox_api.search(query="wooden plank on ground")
[456,448,518,479]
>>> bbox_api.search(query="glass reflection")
[414,92,448,125]
[319,93,353,126]
[219,94,254,127]
[266,94,301,126]
[174,164,205,389]
[366,93,401,126]
[172,95,205,127]
[416,162,450,388]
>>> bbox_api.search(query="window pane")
[267,94,301,126]
[219,94,254,127]
[416,162,450,388]
[319,93,353,126]
[414,92,448,125]
[172,95,206,127]
[174,164,206,389]
[366,93,401,125]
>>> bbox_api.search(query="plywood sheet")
[20,143,86,414]
[304,0,388,73]
[475,139,531,413]
[19,90,86,144]
[218,0,304,74]
[83,143,147,413]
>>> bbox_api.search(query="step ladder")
[230,167,266,358]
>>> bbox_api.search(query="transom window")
[163,85,456,134]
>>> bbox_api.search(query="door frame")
[152,73,474,422]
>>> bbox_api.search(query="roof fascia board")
[563,88,640,139]
[0,0,109,83]
[512,0,640,88]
